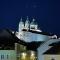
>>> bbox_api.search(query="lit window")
[31,51,35,56]
[21,52,26,59]
[30,51,36,60]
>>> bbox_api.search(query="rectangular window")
[7,55,8,59]
[1,55,4,59]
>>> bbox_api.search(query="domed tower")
[18,17,24,32]
[17,17,24,39]
[24,16,30,30]
[30,18,38,30]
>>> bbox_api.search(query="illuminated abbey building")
[0,17,60,60]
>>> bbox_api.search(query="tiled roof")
[49,41,60,46]
[43,46,60,54]
[22,29,53,36]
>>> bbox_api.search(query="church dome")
[30,18,37,25]
[30,18,38,30]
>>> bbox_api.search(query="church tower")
[17,17,24,39]
[18,17,24,32]
[30,18,38,30]
[24,16,30,30]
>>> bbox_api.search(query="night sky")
[0,0,60,35]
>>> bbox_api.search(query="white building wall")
[37,34,49,41]
[23,31,49,42]
[0,50,16,60]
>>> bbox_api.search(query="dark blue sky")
[0,0,60,35]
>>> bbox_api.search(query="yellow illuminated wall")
[19,51,37,60]
[15,43,37,60]
[44,55,60,60]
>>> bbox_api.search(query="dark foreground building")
[0,29,41,60]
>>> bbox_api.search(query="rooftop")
[43,46,60,54]
[22,29,53,36]
[0,29,42,50]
